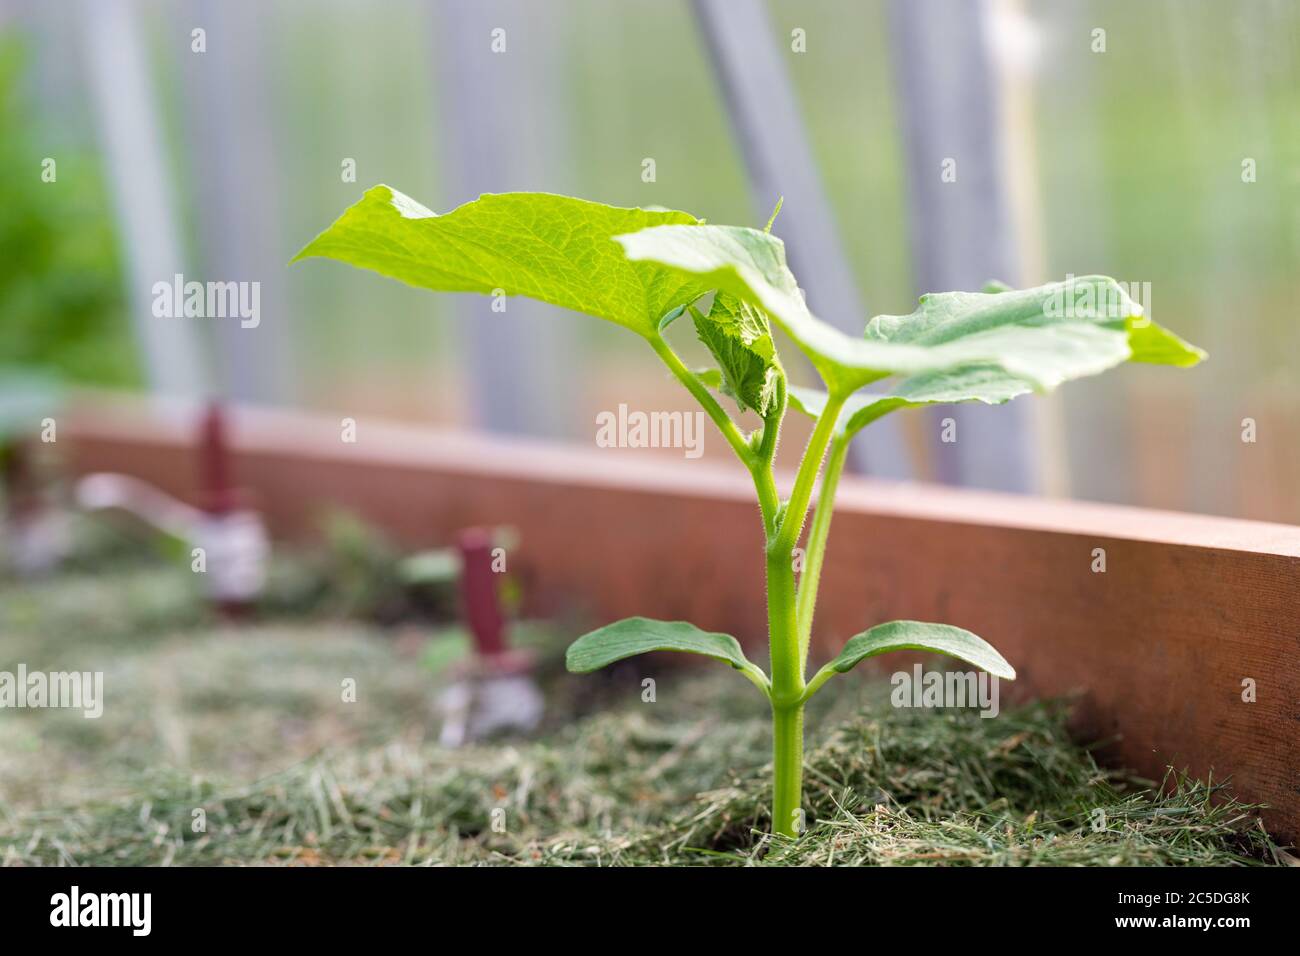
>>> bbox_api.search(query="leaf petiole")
[796,428,851,669]
[648,331,782,537]
[771,391,846,559]
[649,332,752,465]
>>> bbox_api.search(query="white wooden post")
[432,0,577,439]
[175,0,293,403]
[78,0,205,399]
[888,0,1039,492]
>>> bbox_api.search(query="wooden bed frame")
[60,397,1300,842]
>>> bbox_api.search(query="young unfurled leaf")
[565,616,770,694]
[617,224,1205,393]
[694,318,779,416]
[691,294,781,416]
[804,620,1015,700]
[292,186,712,338]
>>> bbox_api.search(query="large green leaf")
[565,617,770,694]
[616,224,1204,393]
[292,186,711,338]
[861,281,1202,368]
[804,620,1014,699]
[785,272,1204,436]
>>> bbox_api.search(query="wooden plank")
[61,397,1300,841]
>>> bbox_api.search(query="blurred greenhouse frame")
[1,0,1295,523]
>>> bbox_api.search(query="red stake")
[197,401,236,515]
[195,401,261,619]
[456,527,507,658]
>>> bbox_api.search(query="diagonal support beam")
[692,0,913,479]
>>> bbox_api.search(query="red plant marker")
[441,526,542,743]
[197,401,236,516]
[456,527,507,658]
[194,401,268,618]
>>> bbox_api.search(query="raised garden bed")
[56,394,1300,848]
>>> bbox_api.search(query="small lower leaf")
[804,620,1015,701]
[827,621,1015,679]
[565,617,769,693]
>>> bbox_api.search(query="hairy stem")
[766,549,802,702]
[649,333,751,463]
[766,547,804,836]
[753,466,781,541]
[796,431,850,669]
[772,392,846,559]
[755,375,786,466]
[771,702,804,837]
[654,334,832,836]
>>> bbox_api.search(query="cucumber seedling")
[296,187,1205,837]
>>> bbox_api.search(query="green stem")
[652,333,838,837]
[795,432,850,670]
[766,546,804,836]
[771,392,846,559]
[756,375,786,466]
[649,334,752,465]
[753,468,781,541]
[766,550,802,703]
[761,391,847,835]
[771,702,804,837]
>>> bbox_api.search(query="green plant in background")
[257,510,464,624]
[295,186,1205,838]
[0,38,135,387]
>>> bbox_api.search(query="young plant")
[295,186,1205,837]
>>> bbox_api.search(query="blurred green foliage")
[259,510,461,625]
[0,37,137,387]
